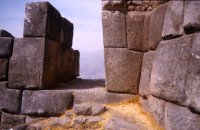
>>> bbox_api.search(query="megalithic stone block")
[183,1,200,34]
[0,59,9,81]
[8,38,59,89]
[74,50,80,77]
[0,82,22,113]
[0,37,14,58]
[21,90,73,116]
[60,18,74,48]
[102,0,126,11]
[0,30,14,37]
[126,12,147,52]
[102,10,126,48]
[148,3,167,50]
[162,1,184,40]
[105,48,143,94]
[23,2,62,42]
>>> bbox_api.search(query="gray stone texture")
[105,48,143,94]
[150,35,193,105]
[165,103,200,130]
[74,50,80,77]
[0,59,8,81]
[102,0,126,11]
[102,10,126,48]
[183,1,200,34]
[0,37,13,58]
[21,90,73,116]
[0,82,22,113]
[60,17,74,48]
[148,3,167,50]
[23,2,62,42]
[127,12,147,52]
[139,51,155,96]
[9,38,60,89]
[162,1,184,40]
[0,30,13,37]
[186,33,200,113]
[1,112,26,129]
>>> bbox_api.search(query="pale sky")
[0,0,104,52]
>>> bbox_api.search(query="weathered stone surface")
[74,50,80,77]
[60,18,73,48]
[26,116,46,123]
[0,82,22,113]
[127,12,147,52]
[139,51,155,96]
[0,30,13,37]
[183,1,200,34]
[21,90,73,116]
[102,11,126,48]
[74,88,135,105]
[23,2,61,41]
[91,104,106,116]
[186,33,200,113]
[148,3,167,50]
[143,12,150,51]
[0,37,13,58]
[105,48,143,94]
[8,38,59,89]
[102,0,126,11]
[162,1,184,40]
[0,59,8,81]
[150,35,193,104]
[73,116,87,128]
[1,112,26,129]
[165,103,200,130]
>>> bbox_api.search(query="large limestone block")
[0,82,22,113]
[105,48,143,94]
[162,1,184,40]
[186,33,200,113]
[60,18,74,48]
[127,12,147,52]
[8,38,59,89]
[102,11,126,48]
[148,3,167,50]
[0,37,13,58]
[183,1,200,34]
[0,59,8,81]
[0,30,13,37]
[165,103,200,130]
[21,90,73,116]
[102,0,126,11]
[139,51,155,96]
[150,35,193,104]
[23,2,61,41]
[1,112,26,129]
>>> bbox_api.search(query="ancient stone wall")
[0,2,79,129]
[102,0,200,129]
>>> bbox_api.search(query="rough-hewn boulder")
[21,90,73,116]
[105,48,143,94]
[0,59,8,81]
[23,2,61,41]
[162,1,184,40]
[0,37,13,58]
[102,0,126,11]
[102,11,126,48]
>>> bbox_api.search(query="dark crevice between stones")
[188,107,200,115]
[162,34,182,41]
[184,26,200,35]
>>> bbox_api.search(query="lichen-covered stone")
[105,48,143,94]
[0,37,13,58]
[0,59,8,81]
[162,1,184,40]
[21,90,73,116]
[102,11,126,48]
[23,2,62,41]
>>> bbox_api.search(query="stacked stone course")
[0,2,79,129]
[102,0,200,129]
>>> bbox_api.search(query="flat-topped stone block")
[23,1,62,41]
[8,38,59,89]
[0,37,13,58]
[105,48,143,94]
[0,82,22,113]
[162,1,184,40]
[0,30,14,37]
[183,1,200,34]
[102,10,126,48]
[21,90,73,116]
[102,0,126,11]
[0,59,8,81]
